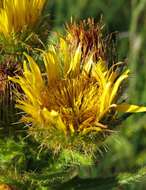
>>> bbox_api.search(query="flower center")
[41,74,101,131]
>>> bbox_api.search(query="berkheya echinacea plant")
[10,18,146,165]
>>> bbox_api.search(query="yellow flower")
[0,0,46,37]
[9,37,146,153]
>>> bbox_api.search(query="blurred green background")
[45,0,146,189]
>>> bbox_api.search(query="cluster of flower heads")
[9,18,146,154]
[0,0,45,38]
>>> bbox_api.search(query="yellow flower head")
[10,37,146,154]
[0,0,46,37]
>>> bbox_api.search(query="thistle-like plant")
[10,34,146,157]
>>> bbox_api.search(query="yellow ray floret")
[0,0,46,37]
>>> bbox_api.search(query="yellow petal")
[42,108,67,135]
[43,50,60,84]
[82,126,102,135]
[24,53,44,87]
[67,45,82,77]
[109,69,130,104]
[16,104,40,121]
[69,123,75,134]
[60,37,70,74]
[83,54,94,75]
[116,104,146,113]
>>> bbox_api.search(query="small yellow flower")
[0,0,46,37]
[10,37,146,154]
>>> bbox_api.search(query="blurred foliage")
[0,0,146,189]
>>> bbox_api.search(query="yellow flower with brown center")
[0,0,46,37]
[9,37,146,154]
